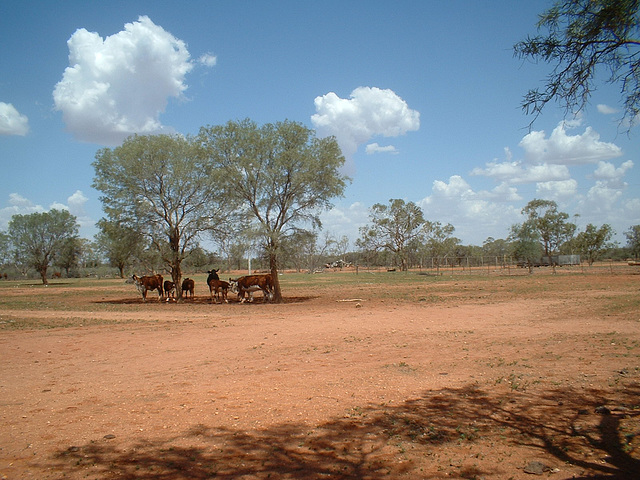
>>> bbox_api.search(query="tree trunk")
[172,261,182,301]
[39,267,49,285]
[269,253,282,303]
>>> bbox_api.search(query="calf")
[229,274,274,303]
[132,274,164,302]
[164,280,176,300]
[209,278,230,304]
[181,277,195,298]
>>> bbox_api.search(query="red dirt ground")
[1,270,639,479]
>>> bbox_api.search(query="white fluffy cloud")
[473,121,625,193]
[418,175,522,242]
[322,117,636,246]
[519,122,622,165]
[576,160,635,218]
[311,87,420,163]
[53,16,206,145]
[365,143,398,155]
[466,121,636,242]
[0,102,29,136]
[535,179,578,198]
[0,191,92,231]
[1,194,44,230]
[471,161,570,184]
[591,160,633,186]
[597,104,618,115]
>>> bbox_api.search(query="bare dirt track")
[1,269,639,479]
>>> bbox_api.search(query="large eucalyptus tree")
[199,119,348,302]
[93,134,228,298]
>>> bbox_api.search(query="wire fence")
[356,257,638,276]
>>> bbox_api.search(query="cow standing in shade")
[164,281,176,301]
[181,278,195,298]
[132,274,164,302]
[209,278,230,304]
[229,274,274,303]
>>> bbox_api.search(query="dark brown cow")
[208,278,230,304]
[206,269,220,285]
[181,278,195,298]
[164,280,176,300]
[132,274,164,302]
[229,274,274,303]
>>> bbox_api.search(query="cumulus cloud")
[583,181,625,214]
[319,202,370,241]
[66,190,92,228]
[471,161,570,184]
[519,121,622,165]
[536,179,578,198]
[53,15,205,145]
[0,194,43,230]
[365,143,398,155]
[418,175,522,243]
[591,160,633,186]
[311,87,420,164]
[0,191,92,231]
[597,104,618,115]
[477,182,522,202]
[472,121,625,205]
[0,102,29,136]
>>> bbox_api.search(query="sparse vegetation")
[1,267,639,479]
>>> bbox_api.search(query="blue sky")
[1,0,638,249]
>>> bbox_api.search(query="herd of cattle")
[131,269,275,303]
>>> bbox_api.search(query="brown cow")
[132,274,164,302]
[206,269,220,285]
[208,278,230,304]
[163,280,176,301]
[229,274,274,303]
[181,278,195,298]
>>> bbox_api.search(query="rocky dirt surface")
[0,270,639,479]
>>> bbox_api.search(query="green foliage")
[54,237,83,277]
[509,221,543,272]
[356,200,459,270]
[515,0,640,128]
[482,237,511,257]
[521,199,576,257]
[93,134,228,295]
[199,119,349,301]
[626,224,640,258]
[575,223,616,265]
[356,199,427,271]
[0,231,10,266]
[8,209,79,284]
[424,221,458,262]
[95,219,145,278]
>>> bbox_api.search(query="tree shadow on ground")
[42,383,640,479]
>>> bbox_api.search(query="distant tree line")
[354,198,636,272]
[2,196,638,284]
